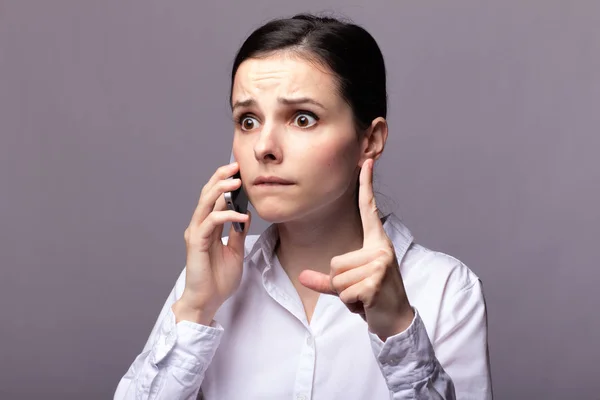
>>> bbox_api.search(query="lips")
[253,176,294,185]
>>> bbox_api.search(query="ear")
[358,117,388,166]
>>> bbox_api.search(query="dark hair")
[229,13,387,133]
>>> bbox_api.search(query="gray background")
[1,1,599,399]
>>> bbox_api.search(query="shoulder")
[400,242,481,297]
[399,243,487,341]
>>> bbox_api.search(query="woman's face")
[231,52,363,223]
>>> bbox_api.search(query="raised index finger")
[358,158,385,245]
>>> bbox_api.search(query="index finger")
[358,158,385,244]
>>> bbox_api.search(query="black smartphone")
[224,152,249,233]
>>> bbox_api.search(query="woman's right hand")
[172,161,251,325]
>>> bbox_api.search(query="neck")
[275,199,364,280]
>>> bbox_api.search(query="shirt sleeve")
[431,279,493,399]
[113,268,224,400]
[368,279,492,399]
[368,309,456,399]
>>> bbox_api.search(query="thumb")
[298,270,336,295]
[227,210,251,256]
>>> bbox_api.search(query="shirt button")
[296,394,307,400]
[306,335,314,347]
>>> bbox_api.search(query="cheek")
[313,136,357,169]
[232,134,254,168]
[232,134,246,158]
[303,139,359,190]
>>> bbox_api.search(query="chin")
[251,199,307,224]
[253,207,297,224]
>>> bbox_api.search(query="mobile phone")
[224,152,249,232]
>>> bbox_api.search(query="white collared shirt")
[114,213,492,399]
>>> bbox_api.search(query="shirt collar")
[244,213,415,273]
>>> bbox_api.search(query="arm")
[114,159,251,399]
[368,280,492,399]
[113,268,224,400]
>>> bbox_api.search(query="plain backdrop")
[1,1,599,399]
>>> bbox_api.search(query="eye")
[292,112,318,128]
[239,116,261,131]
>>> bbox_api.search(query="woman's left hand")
[299,158,414,341]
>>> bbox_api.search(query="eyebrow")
[231,97,326,111]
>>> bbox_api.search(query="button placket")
[292,329,316,400]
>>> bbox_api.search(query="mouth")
[253,176,295,185]
[254,182,294,187]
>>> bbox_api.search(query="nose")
[253,121,282,164]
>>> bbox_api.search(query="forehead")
[231,52,340,105]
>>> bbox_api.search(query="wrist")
[172,299,215,326]
[391,306,415,335]
[371,305,415,342]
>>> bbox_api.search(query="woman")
[115,14,492,400]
